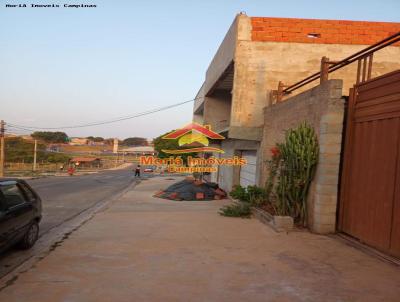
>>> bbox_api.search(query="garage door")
[240,150,257,187]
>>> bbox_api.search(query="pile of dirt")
[154,177,227,201]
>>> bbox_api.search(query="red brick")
[269,21,284,27]
[279,37,290,42]
[250,16,400,46]
[196,192,204,200]
[288,27,301,33]
[252,21,265,27]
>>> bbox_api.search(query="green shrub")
[45,153,71,163]
[230,185,249,201]
[219,202,252,218]
[247,185,266,206]
[229,185,266,206]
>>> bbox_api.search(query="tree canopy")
[87,136,104,142]
[122,137,148,146]
[31,131,69,143]
[5,137,70,163]
[153,131,196,164]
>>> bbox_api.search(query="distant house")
[47,144,60,152]
[5,134,33,141]
[88,140,105,146]
[70,157,101,168]
[119,146,155,156]
[69,138,89,146]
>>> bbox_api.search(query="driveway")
[0,176,399,302]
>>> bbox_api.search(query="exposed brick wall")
[251,17,400,45]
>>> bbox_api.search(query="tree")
[87,136,104,142]
[153,131,196,164]
[122,137,148,146]
[5,137,70,163]
[32,131,69,143]
[5,138,37,162]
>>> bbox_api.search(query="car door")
[18,182,41,214]
[0,181,33,244]
[0,190,14,251]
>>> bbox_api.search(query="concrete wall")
[193,112,204,125]
[193,83,205,114]
[231,15,400,122]
[256,41,400,99]
[193,83,206,124]
[203,16,237,95]
[194,14,400,139]
[230,14,269,130]
[260,80,345,234]
[203,91,232,133]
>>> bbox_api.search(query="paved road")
[0,167,138,278]
[29,168,136,235]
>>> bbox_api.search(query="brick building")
[193,13,400,192]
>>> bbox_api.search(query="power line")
[5,127,32,134]
[7,97,200,131]
[6,125,36,133]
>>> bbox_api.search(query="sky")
[1,0,399,140]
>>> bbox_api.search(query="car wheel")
[18,221,39,250]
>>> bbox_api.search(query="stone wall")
[260,79,344,234]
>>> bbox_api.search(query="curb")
[251,207,293,233]
[227,196,294,233]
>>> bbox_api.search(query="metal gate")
[339,70,400,258]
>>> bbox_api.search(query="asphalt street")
[28,168,136,235]
[0,167,138,278]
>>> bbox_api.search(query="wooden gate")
[339,70,400,258]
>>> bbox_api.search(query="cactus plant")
[274,122,319,225]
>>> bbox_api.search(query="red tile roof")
[70,157,100,162]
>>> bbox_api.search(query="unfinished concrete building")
[193,13,400,191]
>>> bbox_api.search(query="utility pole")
[0,120,4,177]
[113,138,119,168]
[33,139,37,172]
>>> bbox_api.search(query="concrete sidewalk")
[0,177,399,302]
